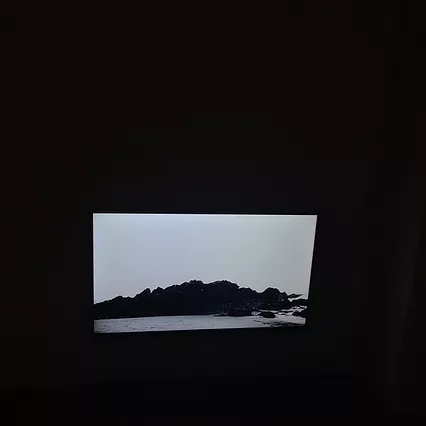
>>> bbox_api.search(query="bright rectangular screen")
[94,214,317,333]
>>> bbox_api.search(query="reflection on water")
[94,311,305,333]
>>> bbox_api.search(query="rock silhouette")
[290,298,308,307]
[259,311,276,318]
[288,293,302,299]
[292,308,308,318]
[94,280,302,320]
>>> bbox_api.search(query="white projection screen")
[93,214,317,333]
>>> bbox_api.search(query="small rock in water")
[259,311,276,318]
[292,308,307,318]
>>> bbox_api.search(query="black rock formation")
[292,308,308,318]
[290,298,308,307]
[259,311,276,318]
[288,293,302,299]
[260,287,281,303]
[94,280,302,320]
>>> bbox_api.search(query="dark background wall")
[11,2,425,419]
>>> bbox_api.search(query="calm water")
[94,310,305,333]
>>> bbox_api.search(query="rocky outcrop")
[292,308,308,318]
[259,311,276,318]
[291,298,308,307]
[260,287,281,303]
[94,280,304,320]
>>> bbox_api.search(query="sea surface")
[94,309,306,333]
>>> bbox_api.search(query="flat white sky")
[94,214,317,303]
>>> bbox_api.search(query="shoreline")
[94,312,306,333]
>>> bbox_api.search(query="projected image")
[94,214,317,333]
